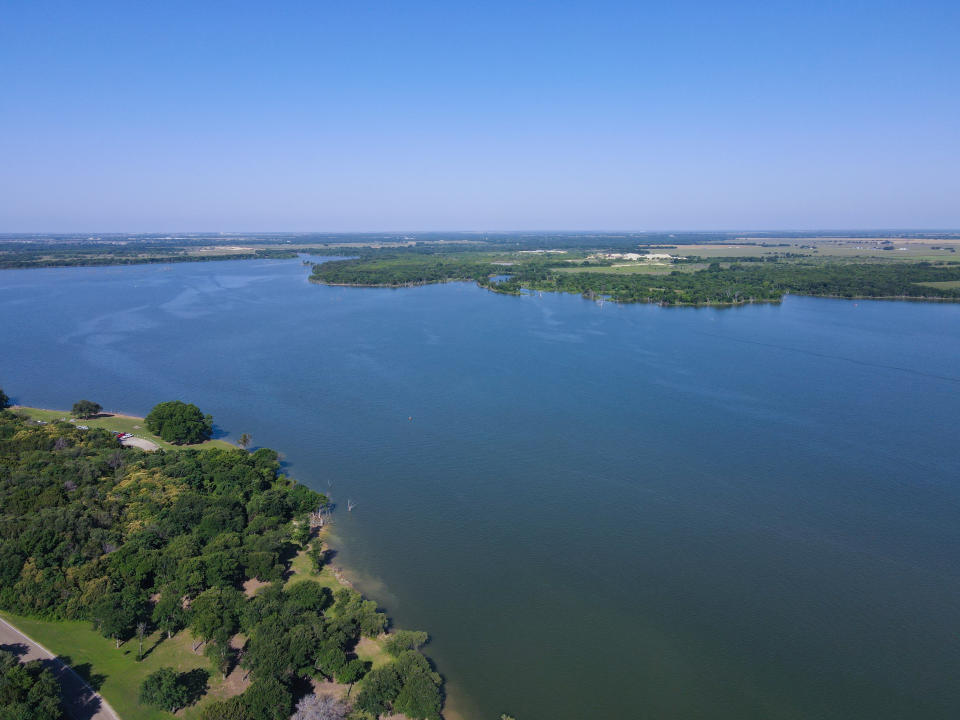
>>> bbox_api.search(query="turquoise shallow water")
[1,258,959,719]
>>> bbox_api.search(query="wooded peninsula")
[0,394,453,720]
[309,244,960,305]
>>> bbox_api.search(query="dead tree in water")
[347,498,356,512]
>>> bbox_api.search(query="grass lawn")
[11,406,234,451]
[555,262,703,275]
[916,280,960,289]
[0,612,233,720]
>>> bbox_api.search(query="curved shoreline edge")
[2,402,461,720]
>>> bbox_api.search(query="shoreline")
[6,402,465,719]
[10,405,235,451]
[314,525,469,720]
[310,274,960,306]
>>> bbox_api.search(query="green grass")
[12,406,234,451]
[916,280,960,289]
[555,262,704,275]
[0,612,232,720]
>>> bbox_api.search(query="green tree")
[238,433,252,450]
[151,587,187,639]
[139,667,189,712]
[145,401,213,444]
[0,388,9,410]
[205,631,234,678]
[355,664,401,716]
[392,651,442,720]
[0,649,63,720]
[385,629,429,657]
[71,399,102,418]
[335,658,368,684]
[243,676,292,720]
[189,586,242,651]
[394,671,442,720]
[90,589,142,648]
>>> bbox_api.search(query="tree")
[243,676,292,720]
[136,620,148,661]
[0,388,9,410]
[335,658,367,684]
[139,667,189,712]
[71,399,102,418]
[189,586,242,651]
[392,651,442,720]
[91,589,142,648]
[238,433,251,450]
[393,670,442,720]
[355,664,401,717]
[0,649,63,720]
[151,587,186,639]
[384,630,428,657]
[145,401,213,445]
[205,630,234,678]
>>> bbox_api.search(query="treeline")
[498,261,960,305]
[311,253,496,286]
[0,247,297,269]
[0,408,443,719]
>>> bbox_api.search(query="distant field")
[916,280,960,290]
[555,262,704,275]
[11,406,234,451]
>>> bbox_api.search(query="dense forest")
[0,407,443,719]
[310,253,495,287]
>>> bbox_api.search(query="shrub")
[385,630,428,657]
[139,667,189,712]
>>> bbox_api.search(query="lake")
[1,257,959,720]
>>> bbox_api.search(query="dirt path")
[0,616,120,720]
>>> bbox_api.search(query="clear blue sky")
[1,0,957,232]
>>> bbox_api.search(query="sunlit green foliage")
[0,649,63,720]
[145,401,213,444]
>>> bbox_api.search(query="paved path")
[121,436,159,451]
[0,616,120,720]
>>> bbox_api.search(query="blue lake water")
[1,257,959,719]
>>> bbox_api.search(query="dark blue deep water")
[1,258,959,720]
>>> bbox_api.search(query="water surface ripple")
[1,258,959,720]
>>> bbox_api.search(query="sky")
[1,0,958,232]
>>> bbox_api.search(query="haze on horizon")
[1,0,958,233]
